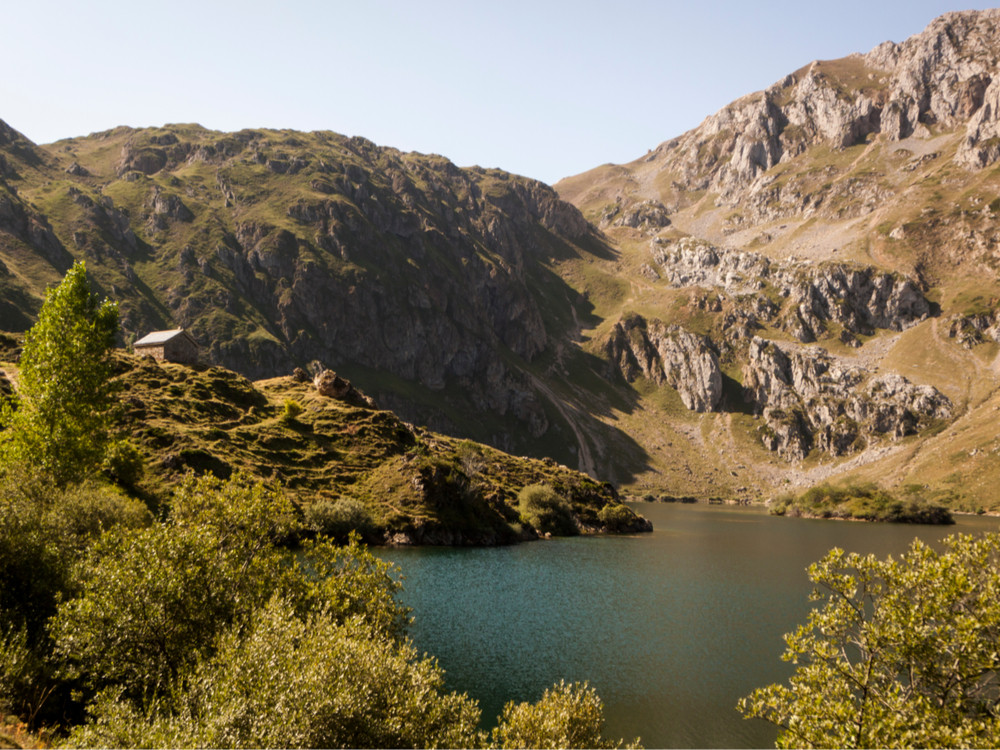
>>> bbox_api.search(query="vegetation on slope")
[106,351,648,544]
[0,237,642,749]
[768,481,953,524]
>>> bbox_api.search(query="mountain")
[0,120,643,474]
[5,9,1000,510]
[555,8,1000,508]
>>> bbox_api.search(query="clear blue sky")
[2,1,994,184]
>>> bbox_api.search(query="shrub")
[304,497,376,540]
[491,680,623,749]
[48,480,152,546]
[102,439,145,489]
[597,503,638,532]
[770,482,953,523]
[518,484,578,536]
[281,399,303,424]
[67,599,482,749]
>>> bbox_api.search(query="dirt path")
[526,372,598,477]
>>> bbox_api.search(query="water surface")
[380,503,999,748]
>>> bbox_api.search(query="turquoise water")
[379,503,1000,748]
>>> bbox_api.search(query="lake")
[379,503,1000,748]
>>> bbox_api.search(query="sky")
[3,1,996,185]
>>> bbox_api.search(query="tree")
[738,533,1000,748]
[0,261,118,485]
[66,599,483,749]
[52,474,409,703]
[491,680,632,749]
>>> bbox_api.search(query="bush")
[67,599,482,749]
[491,680,625,749]
[518,484,578,536]
[304,497,376,540]
[47,480,152,547]
[281,399,304,424]
[770,482,954,524]
[597,503,639,533]
[102,439,145,489]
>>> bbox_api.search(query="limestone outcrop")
[742,337,952,459]
[584,9,1000,216]
[651,238,930,341]
[604,314,722,412]
[313,369,377,409]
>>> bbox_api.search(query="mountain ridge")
[4,9,1000,509]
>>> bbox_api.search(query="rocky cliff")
[742,337,951,459]
[604,314,722,412]
[644,10,1000,203]
[650,238,930,342]
[0,122,615,461]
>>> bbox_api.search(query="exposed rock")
[608,199,671,232]
[651,238,929,340]
[948,309,1000,347]
[742,337,951,459]
[591,9,1000,219]
[605,314,722,412]
[314,369,377,409]
[152,188,194,221]
[117,143,167,176]
[957,74,1000,168]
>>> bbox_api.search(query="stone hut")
[133,328,200,364]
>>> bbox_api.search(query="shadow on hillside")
[720,373,755,416]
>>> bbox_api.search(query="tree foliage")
[491,680,631,749]
[51,473,407,703]
[66,599,482,749]
[739,533,1000,748]
[0,261,118,485]
[518,484,578,536]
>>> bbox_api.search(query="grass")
[109,352,634,543]
[769,481,953,523]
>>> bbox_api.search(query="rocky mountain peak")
[594,9,1000,207]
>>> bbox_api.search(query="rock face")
[949,310,1000,347]
[678,10,1000,198]
[742,337,952,459]
[0,122,607,454]
[604,314,722,412]
[313,369,377,409]
[562,10,1000,223]
[651,238,930,342]
[601,198,671,232]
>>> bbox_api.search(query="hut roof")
[134,328,198,348]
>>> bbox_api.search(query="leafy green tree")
[51,474,409,703]
[518,484,578,536]
[739,533,1000,748]
[491,680,630,749]
[0,261,118,485]
[66,598,482,749]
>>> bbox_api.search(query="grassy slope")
[101,352,636,543]
[553,117,1000,507]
